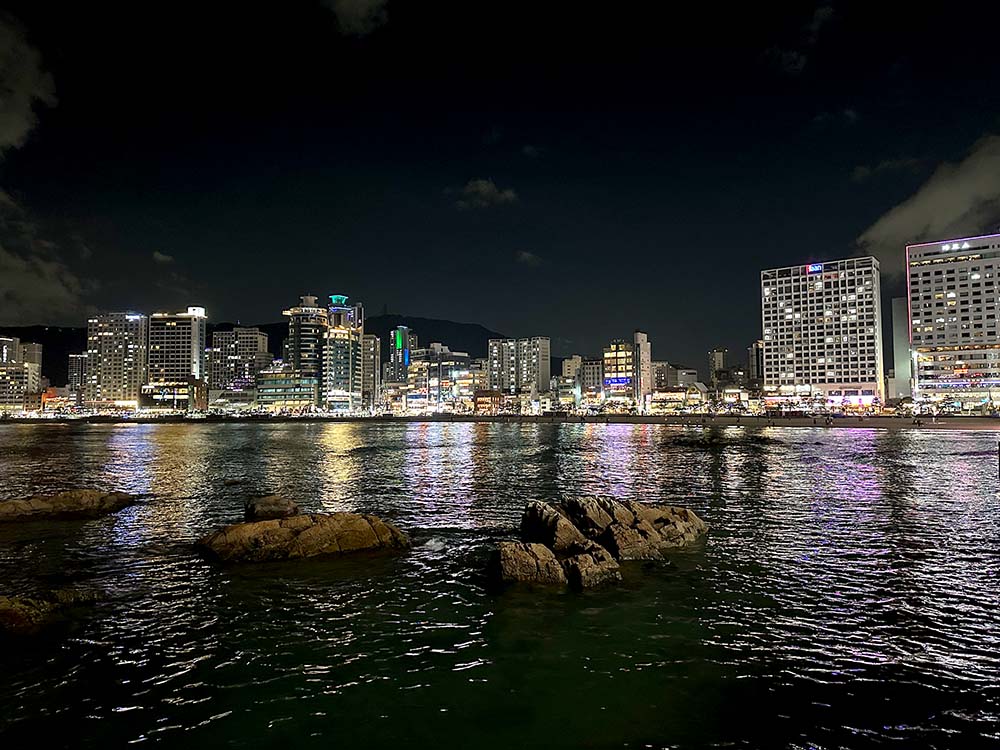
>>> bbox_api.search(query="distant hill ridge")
[0,315,507,387]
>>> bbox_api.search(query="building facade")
[361,333,381,411]
[487,337,551,394]
[0,336,18,364]
[747,340,764,387]
[85,312,149,405]
[257,360,320,411]
[761,256,883,405]
[603,339,635,404]
[0,362,40,411]
[906,234,1000,406]
[633,331,652,406]
[283,295,329,390]
[887,297,912,400]
[68,353,88,395]
[209,327,271,391]
[322,295,364,411]
[386,326,415,384]
[144,307,208,410]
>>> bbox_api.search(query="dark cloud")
[857,135,1000,273]
[813,108,860,126]
[0,14,56,156]
[324,0,388,36]
[767,3,834,75]
[521,144,542,158]
[152,250,175,264]
[0,191,92,324]
[851,157,922,182]
[455,178,518,210]
[483,125,503,145]
[515,250,542,267]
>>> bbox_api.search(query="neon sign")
[807,263,823,273]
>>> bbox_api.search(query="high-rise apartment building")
[906,234,1000,404]
[633,331,652,405]
[68,353,87,394]
[283,295,329,388]
[708,347,727,386]
[562,355,583,379]
[85,313,149,405]
[322,295,364,411]
[145,307,208,410]
[581,358,603,395]
[761,256,883,404]
[361,333,381,411]
[0,361,40,411]
[651,361,673,390]
[487,337,551,394]
[209,327,271,391]
[888,297,912,400]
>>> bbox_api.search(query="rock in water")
[561,541,622,589]
[561,497,707,560]
[520,501,588,552]
[0,589,103,635]
[195,513,409,563]
[244,495,300,521]
[0,489,138,522]
[488,541,567,585]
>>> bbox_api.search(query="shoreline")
[2,414,1000,430]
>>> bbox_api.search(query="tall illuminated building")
[144,306,208,410]
[18,342,42,369]
[907,233,1000,404]
[581,358,603,396]
[68,353,88,394]
[322,295,364,411]
[361,333,381,411]
[487,337,550,394]
[85,312,148,405]
[386,325,415,383]
[283,295,329,388]
[747,340,764,387]
[209,327,271,391]
[633,331,652,406]
[708,347,727,385]
[761,256,883,405]
[562,355,582,379]
[0,336,18,364]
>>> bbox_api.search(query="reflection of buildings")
[907,234,1000,405]
[143,306,208,411]
[85,312,148,406]
[761,256,884,406]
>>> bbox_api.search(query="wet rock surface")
[195,513,410,563]
[244,495,300,521]
[0,489,138,522]
[489,496,706,589]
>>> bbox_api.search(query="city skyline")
[4,4,1000,370]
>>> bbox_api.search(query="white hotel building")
[907,233,1000,405]
[761,256,884,405]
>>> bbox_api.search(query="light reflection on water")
[1,422,999,749]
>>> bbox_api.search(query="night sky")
[3,1,1000,368]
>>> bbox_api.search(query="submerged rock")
[244,495,300,521]
[488,541,567,585]
[195,513,410,563]
[0,589,102,635]
[0,489,138,522]
[489,497,706,590]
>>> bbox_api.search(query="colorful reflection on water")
[1,422,999,748]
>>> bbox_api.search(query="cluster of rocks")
[489,496,707,589]
[0,489,138,522]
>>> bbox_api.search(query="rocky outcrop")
[195,513,409,563]
[489,496,706,589]
[0,589,102,635]
[488,542,568,585]
[0,489,138,522]
[244,495,300,521]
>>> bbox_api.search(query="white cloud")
[0,15,56,156]
[324,0,389,36]
[851,157,921,183]
[857,135,1000,272]
[152,250,175,264]
[455,178,518,210]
